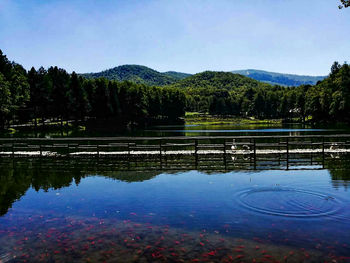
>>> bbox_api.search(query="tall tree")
[339,0,350,8]
[0,50,30,125]
[30,67,52,124]
[0,50,11,79]
[0,73,11,128]
[68,72,89,122]
[47,66,70,124]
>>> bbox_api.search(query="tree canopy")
[81,65,189,86]
[0,49,349,130]
[339,0,350,8]
[0,49,186,129]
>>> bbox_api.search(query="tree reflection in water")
[1,155,350,217]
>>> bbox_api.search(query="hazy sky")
[0,0,349,75]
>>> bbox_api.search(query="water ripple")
[237,187,341,218]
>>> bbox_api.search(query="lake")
[2,122,349,138]
[0,124,350,262]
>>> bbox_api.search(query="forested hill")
[168,71,271,90]
[232,69,326,87]
[163,71,192,80]
[81,65,190,86]
[1,47,349,129]
[81,65,326,88]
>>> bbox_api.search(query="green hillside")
[163,71,192,80]
[81,65,325,88]
[231,69,326,87]
[169,71,271,90]
[81,65,190,86]
[80,65,325,89]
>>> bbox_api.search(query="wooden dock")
[0,135,349,170]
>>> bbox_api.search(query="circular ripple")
[237,187,340,218]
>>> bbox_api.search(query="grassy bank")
[185,112,282,125]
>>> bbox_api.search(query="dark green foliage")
[173,65,350,123]
[0,50,29,127]
[163,71,192,80]
[0,73,11,127]
[339,0,350,8]
[0,48,349,129]
[81,65,190,86]
[68,72,90,121]
[47,66,70,122]
[27,67,52,124]
[170,71,268,90]
[0,50,187,129]
[232,69,325,87]
[306,62,350,123]
[171,71,287,119]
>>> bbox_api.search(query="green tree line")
[0,49,349,129]
[0,50,186,129]
[177,66,349,123]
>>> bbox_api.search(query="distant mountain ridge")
[81,65,326,87]
[231,69,326,86]
[81,65,190,86]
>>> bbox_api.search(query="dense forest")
[0,49,349,130]
[0,50,186,129]
[174,67,349,122]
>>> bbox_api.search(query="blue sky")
[0,0,349,75]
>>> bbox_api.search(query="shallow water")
[0,160,350,262]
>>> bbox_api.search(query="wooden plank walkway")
[1,135,349,171]
[1,148,350,157]
[1,134,349,171]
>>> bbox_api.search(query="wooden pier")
[0,135,349,170]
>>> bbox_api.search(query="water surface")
[2,122,349,138]
[0,160,349,262]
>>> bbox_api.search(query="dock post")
[286,137,289,170]
[278,138,281,165]
[253,138,256,170]
[159,139,162,169]
[250,138,252,165]
[164,141,167,169]
[223,139,226,170]
[322,137,325,168]
[195,139,198,169]
[127,143,131,170]
[159,139,162,155]
[310,152,313,165]
[39,144,42,157]
[12,142,14,158]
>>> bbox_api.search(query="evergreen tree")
[0,73,11,128]
[68,72,89,121]
[47,66,70,124]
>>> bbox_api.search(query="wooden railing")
[0,135,349,170]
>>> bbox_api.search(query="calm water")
[2,122,349,138]
[144,123,346,137]
[1,124,350,262]
[0,159,350,262]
